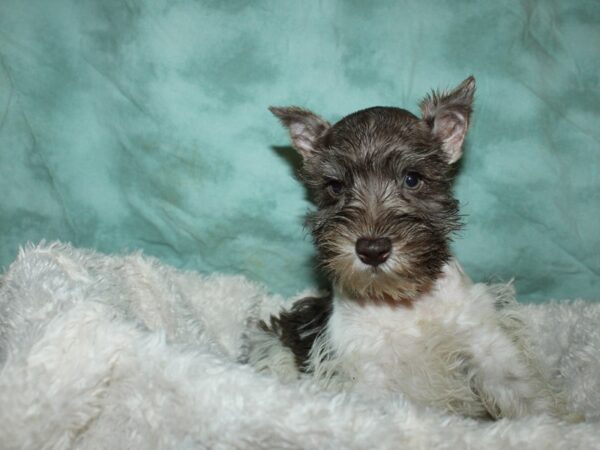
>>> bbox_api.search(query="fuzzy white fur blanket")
[0,243,599,449]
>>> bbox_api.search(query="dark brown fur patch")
[259,294,333,371]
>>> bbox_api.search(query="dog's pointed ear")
[420,76,475,164]
[269,106,331,159]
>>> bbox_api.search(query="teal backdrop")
[0,0,598,302]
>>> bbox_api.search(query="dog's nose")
[355,237,392,266]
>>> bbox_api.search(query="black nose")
[355,237,392,266]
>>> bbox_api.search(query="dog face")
[271,77,475,301]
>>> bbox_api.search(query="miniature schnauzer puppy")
[248,77,565,420]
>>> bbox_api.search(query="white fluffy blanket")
[1,243,599,449]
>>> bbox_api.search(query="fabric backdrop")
[0,0,598,303]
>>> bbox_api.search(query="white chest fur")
[314,260,558,418]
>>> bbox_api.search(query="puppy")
[248,77,566,420]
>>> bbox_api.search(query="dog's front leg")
[469,325,559,419]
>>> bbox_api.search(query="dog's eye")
[326,179,344,195]
[403,172,422,189]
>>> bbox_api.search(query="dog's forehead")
[318,107,437,170]
[322,107,432,155]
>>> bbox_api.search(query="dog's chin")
[324,254,433,303]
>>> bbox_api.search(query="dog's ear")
[269,106,331,159]
[420,76,475,164]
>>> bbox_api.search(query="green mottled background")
[0,0,598,302]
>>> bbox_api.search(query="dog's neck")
[332,258,473,310]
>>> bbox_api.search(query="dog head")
[271,76,475,301]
